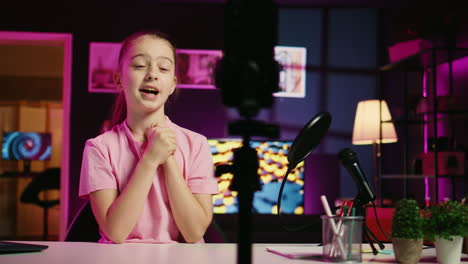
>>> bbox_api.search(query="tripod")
[214,0,279,262]
[215,120,279,264]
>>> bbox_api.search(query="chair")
[65,200,227,243]
[20,167,60,241]
[65,201,100,242]
[204,217,228,243]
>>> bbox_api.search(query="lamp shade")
[352,99,398,145]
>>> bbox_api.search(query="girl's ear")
[113,72,123,90]
[170,76,177,95]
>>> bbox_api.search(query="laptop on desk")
[0,241,48,253]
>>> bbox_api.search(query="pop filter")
[287,112,332,170]
[277,112,331,227]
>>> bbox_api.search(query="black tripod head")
[214,0,280,119]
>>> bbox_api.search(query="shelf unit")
[379,46,468,203]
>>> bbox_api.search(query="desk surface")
[0,241,465,264]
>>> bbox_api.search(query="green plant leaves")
[392,199,424,239]
[423,200,468,241]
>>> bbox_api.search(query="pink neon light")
[61,34,72,241]
[422,71,430,202]
[424,176,430,206]
[0,31,73,241]
[422,71,428,153]
[437,56,468,96]
[422,70,427,97]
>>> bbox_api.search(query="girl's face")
[117,35,177,116]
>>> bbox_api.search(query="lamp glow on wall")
[352,99,398,203]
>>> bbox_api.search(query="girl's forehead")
[126,36,174,60]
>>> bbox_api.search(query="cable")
[365,224,385,250]
[277,167,316,232]
[276,167,292,217]
[371,202,392,241]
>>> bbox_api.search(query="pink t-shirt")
[79,118,219,243]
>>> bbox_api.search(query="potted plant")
[424,200,468,264]
[391,199,424,264]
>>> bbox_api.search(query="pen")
[347,207,356,259]
[343,205,349,216]
[320,195,346,259]
[331,204,346,257]
[332,204,349,257]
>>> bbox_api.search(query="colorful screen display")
[208,139,304,215]
[1,132,52,160]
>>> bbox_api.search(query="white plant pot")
[434,236,463,264]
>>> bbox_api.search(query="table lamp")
[352,99,398,203]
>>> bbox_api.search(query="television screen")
[1,132,52,160]
[208,139,304,215]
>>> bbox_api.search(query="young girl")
[79,30,219,244]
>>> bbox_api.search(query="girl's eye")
[160,68,168,72]
[133,65,146,68]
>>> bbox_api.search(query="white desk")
[0,241,462,264]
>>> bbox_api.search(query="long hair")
[108,30,178,129]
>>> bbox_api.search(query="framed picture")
[88,42,121,93]
[88,42,307,98]
[274,46,307,98]
[176,49,223,89]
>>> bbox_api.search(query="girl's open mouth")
[139,88,159,95]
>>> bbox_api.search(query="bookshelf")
[380,47,468,203]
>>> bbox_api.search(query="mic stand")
[353,198,385,255]
[364,228,379,255]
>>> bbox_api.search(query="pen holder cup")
[321,215,364,263]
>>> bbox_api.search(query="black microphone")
[338,148,385,254]
[338,148,376,207]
